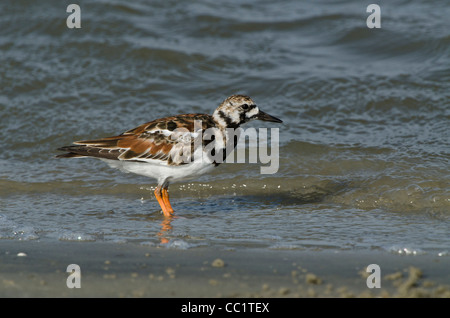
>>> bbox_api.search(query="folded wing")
[56,114,215,166]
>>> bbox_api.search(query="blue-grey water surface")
[0,0,449,255]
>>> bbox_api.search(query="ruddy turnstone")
[57,95,282,217]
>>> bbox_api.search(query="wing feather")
[56,114,217,166]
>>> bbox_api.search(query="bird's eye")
[241,104,249,110]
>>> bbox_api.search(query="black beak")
[255,111,283,123]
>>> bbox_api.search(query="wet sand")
[0,241,449,298]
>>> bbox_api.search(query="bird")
[56,94,283,217]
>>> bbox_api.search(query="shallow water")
[1,0,449,255]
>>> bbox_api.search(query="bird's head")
[213,95,282,128]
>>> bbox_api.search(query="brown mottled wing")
[56,114,216,166]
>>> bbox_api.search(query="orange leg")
[161,186,174,215]
[154,186,173,218]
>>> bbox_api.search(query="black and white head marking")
[213,95,259,128]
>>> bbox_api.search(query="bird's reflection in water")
[128,210,178,244]
[157,216,174,244]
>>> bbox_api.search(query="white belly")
[100,158,216,185]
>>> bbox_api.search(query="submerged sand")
[0,241,449,297]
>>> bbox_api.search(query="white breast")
[100,150,215,185]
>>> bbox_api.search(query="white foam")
[163,239,204,249]
[386,245,426,256]
[57,230,96,242]
[0,214,39,241]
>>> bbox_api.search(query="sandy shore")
[0,241,449,298]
